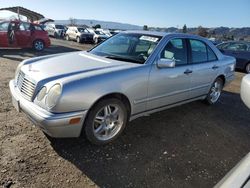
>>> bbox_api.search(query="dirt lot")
[0,38,250,188]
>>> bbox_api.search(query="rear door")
[188,39,219,97]
[0,22,10,47]
[15,22,32,47]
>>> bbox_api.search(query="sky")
[0,0,249,28]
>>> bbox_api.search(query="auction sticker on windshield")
[140,36,159,42]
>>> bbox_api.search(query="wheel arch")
[80,92,132,136]
[217,74,226,86]
[88,92,132,116]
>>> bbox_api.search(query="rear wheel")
[54,32,58,38]
[33,40,44,51]
[245,63,250,74]
[205,77,223,105]
[84,98,128,145]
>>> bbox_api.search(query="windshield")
[89,33,162,64]
[55,25,64,29]
[95,30,105,35]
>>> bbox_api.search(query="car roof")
[122,30,202,38]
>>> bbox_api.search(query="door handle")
[212,65,219,70]
[184,69,193,75]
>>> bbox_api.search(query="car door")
[147,38,192,110]
[15,22,31,47]
[0,21,10,47]
[188,39,219,97]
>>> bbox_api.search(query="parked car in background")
[0,20,50,51]
[217,41,250,73]
[241,74,250,109]
[9,31,235,145]
[96,28,112,37]
[65,26,94,43]
[86,28,109,43]
[45,23,66,38]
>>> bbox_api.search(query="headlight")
[37,87,47,101]
[46,84,62,108]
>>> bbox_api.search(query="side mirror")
[157,58,175,68]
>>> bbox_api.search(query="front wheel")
[205,77,223,105]
[84,98,128,145]
[33,40,44,51]
[76,37,81,43]
[94,37,99,44]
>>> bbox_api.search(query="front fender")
[53,65,151,115]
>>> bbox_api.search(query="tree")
[143,25,148,31]
[93,24,101,29]
[69,17,77,26]
[182,24,187,33]
[197,26,208,37]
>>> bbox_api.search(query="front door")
[0,22,10,47]
[147,38,192,110]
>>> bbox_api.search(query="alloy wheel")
[34,41,44,51]
[210,80,222,103]
[93,104,124,141]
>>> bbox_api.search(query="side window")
[34,25,43,31]
[0,22,9,31]
[226,43,247,51]
[161,38,187,66]
[19,23,26,31]
[207,47,217,61]
[190,39,207,63]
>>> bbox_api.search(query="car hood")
[20,51,137,83]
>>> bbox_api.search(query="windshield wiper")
[105,55,143,64]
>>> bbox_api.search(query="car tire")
[33,40,45,51]
[94,37,99,44]
[84,98,128,145]
[204,77,224,105]
[76,37,81,43]
[54,32,58,38]
[66,35,70,41]
[245,63,250,74]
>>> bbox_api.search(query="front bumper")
[9,80,87,138]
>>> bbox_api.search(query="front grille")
[16,71,36,101]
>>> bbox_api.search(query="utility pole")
[17,6,20,20]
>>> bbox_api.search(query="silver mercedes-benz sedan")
[9,31,236,145]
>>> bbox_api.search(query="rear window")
[190,39,217,63]
[34,25,43,31]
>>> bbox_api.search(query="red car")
[0,20,50,51]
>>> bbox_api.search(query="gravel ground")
[0,38,250,188]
